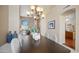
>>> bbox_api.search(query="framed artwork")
[20,19,29,30]
[48,20,55,29]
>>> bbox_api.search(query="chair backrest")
[22,35,30,51]
[11,38,21,53]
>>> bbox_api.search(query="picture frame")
[48,20,55,29]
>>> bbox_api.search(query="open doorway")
[64,9,76,49]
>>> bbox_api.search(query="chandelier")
[26,5,45,33]
[26,5,45,20]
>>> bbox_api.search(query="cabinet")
[65,31,73,39]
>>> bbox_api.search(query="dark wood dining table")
[21,36,70,53]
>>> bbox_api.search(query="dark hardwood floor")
[21,36,70,53]
[65,38,75,49]
[65,31,75,49]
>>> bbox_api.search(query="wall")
[75,6,79,52]
[40,17,47,36]
[40,6,52,36]
[20,5,31,17]
[0,6,8,45]
[8,5,20,34]
[0,5,20,45]
[46,6,61,43]
[64,9,76,32]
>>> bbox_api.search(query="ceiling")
[20,5,56,17]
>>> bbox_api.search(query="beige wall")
[0,6,8,45]
[46,6,61,43]
[40,17,47,36]
[8,5,20,34]
[75,6,79,52]
[0,5,20,45]
[20,5,31,17]
[40,6,52,36]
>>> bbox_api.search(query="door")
[64,9,76,49]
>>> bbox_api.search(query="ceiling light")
[31,5,35,10]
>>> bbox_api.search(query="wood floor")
[65,38,75,49]
[65,31,75,49]
[21,36,70,53]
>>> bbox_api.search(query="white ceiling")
[20,5,55,16]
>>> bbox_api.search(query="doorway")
[64,9,76,49]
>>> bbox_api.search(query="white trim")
[59,43,78,53]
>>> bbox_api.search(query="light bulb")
[66,18,69,21]
[37,7,41,11]
[34,16,36,19]
[31,6,35,10]
[40,8,43,11]
[41,14,45,17]
[26,11,30,16]
[41,14,45,19]
[30,11,33,15]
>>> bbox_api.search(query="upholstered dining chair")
[11,38,21,53]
